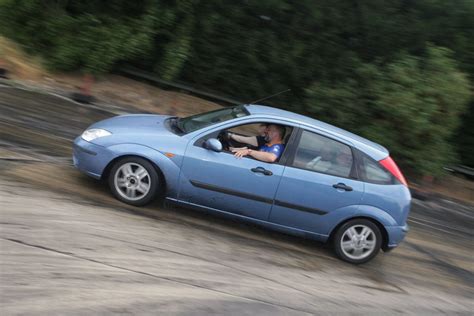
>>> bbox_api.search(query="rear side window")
[291,130,354,178]
[359,155,395,184]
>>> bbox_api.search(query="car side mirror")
[204,138,223,152]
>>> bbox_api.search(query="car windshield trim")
[164,117,185,135]
[177,105,250,134]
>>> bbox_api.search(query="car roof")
[245,104,389,161]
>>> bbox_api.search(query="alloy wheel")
[114,162,151,201]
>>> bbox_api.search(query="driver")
[227,123,268,150]
[232,124,285,163]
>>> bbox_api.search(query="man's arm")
[230,146,248,152]
[229,133,259,147]
[233,148,277,163]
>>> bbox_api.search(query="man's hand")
[233,148,251,158]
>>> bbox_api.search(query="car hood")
[86,114,183,148]
[89,114,172,134]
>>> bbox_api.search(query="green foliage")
[1,0,473,176]
[456,101,474,168]
[155,1,195,81]
[305,47,471,176]
[0,0,159,73]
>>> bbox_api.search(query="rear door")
[269,129,364,235]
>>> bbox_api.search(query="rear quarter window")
[359,155,396,185]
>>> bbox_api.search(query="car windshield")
[177,105,249,133]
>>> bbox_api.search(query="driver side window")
[194,122,293,163]
[228,124,261,137]
[225,123,269,151]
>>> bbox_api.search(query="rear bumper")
[384,224,409,250]
[73,137,115,179]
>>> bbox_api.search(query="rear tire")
[108,157,161,206]
[333,219,382,264]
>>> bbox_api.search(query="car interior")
[195,122,293,163]
[223,124,292,147]
[291,132,354,178]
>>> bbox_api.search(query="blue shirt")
[260,143,285,159]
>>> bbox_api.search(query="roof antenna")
[249,88,291,104]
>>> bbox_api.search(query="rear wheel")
[108,157,161,206]
[333,219,382,264]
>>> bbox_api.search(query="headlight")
[81,129,112,142]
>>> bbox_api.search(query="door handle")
[332,183,353,191]
[251,167,273,176]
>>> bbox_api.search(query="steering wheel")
[218,130,251,151]
[217,131,232,151]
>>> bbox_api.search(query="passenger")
[306,146,333,172]
[232,124,285,163]
[328,146,353,177]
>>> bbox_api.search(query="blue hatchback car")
[73,104,411,264]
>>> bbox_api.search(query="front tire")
[333,219,382,264]
[108,157,161,206]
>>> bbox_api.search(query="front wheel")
[108,157,161,206]
[333,219,382,264]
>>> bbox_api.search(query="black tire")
[108,157,162,206]
[333,219,382,264]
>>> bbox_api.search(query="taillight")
[379,156,408,186]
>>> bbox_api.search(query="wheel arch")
[102,154,167,195]
[100,143,183,199]
[328,216,389,251]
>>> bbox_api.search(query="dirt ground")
[0,36,221,119]
[0,85,473,315]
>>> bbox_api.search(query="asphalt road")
[1,85,473,315]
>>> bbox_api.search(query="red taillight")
[379,156,408,186]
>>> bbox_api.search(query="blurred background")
[0,0,472,201]
[0,2,473,314]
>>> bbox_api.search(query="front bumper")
[73,137,115,179]
[384,223,409,250]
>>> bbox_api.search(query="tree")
[305,46,470,177]
[0,0,160,74]
[456,101,474,168]
[1,0,473,176]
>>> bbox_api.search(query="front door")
[178,133,285,221]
